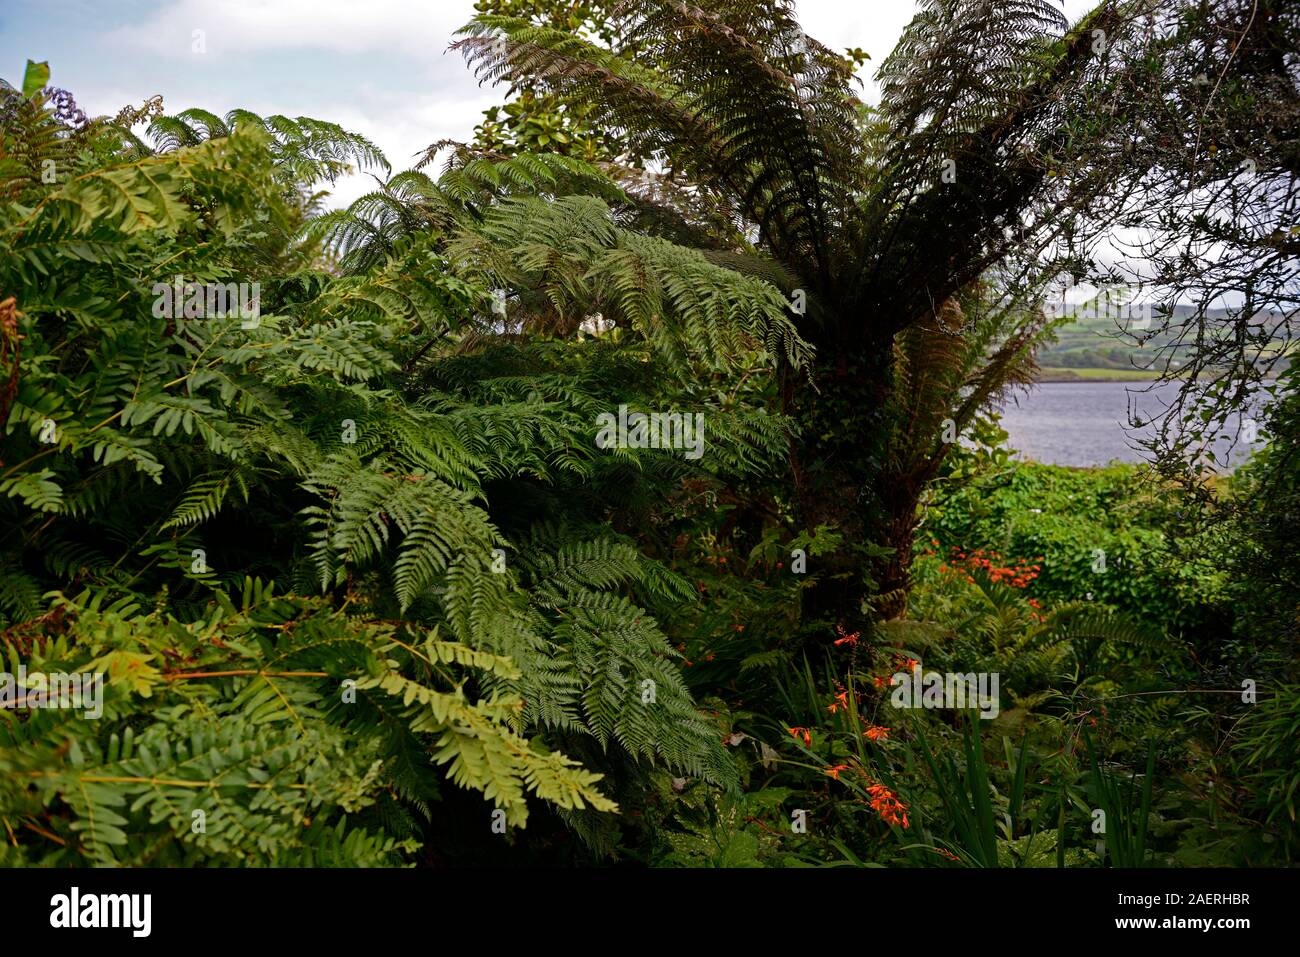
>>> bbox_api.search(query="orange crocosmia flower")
[873,675,890,689]
[828,690,850,713]
[787,726,812,746]
[825,764,850,780]
[885,809,909,828]
[863,725,890,741]
[864,782,909,829]
[833,624,859,647]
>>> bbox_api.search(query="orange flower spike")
[825,764,850,780]
[863,725,890,741]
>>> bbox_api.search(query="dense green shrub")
[0,65,796,862]
[921,455,1229,636]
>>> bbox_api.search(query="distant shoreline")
[1035,368,1164,383]
[1036,368,1280,384]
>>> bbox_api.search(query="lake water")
[996,380,1263,469]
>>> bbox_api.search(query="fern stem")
[22,820,66,846]
[161,669,330,680]
[17,772,308,790]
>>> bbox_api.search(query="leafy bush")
[921,457,1228,635]
[0,64,797,863]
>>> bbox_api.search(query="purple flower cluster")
[44,87,88,128]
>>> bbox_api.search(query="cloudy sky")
[2,0,1094,206]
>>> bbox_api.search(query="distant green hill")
[1035,307,1290,381]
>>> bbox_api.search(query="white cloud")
[323,90,503,206]
[797,0,916,100]
[107,0,480,59]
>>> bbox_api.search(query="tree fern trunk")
[875,481,921,619]
[786,335,898,636]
